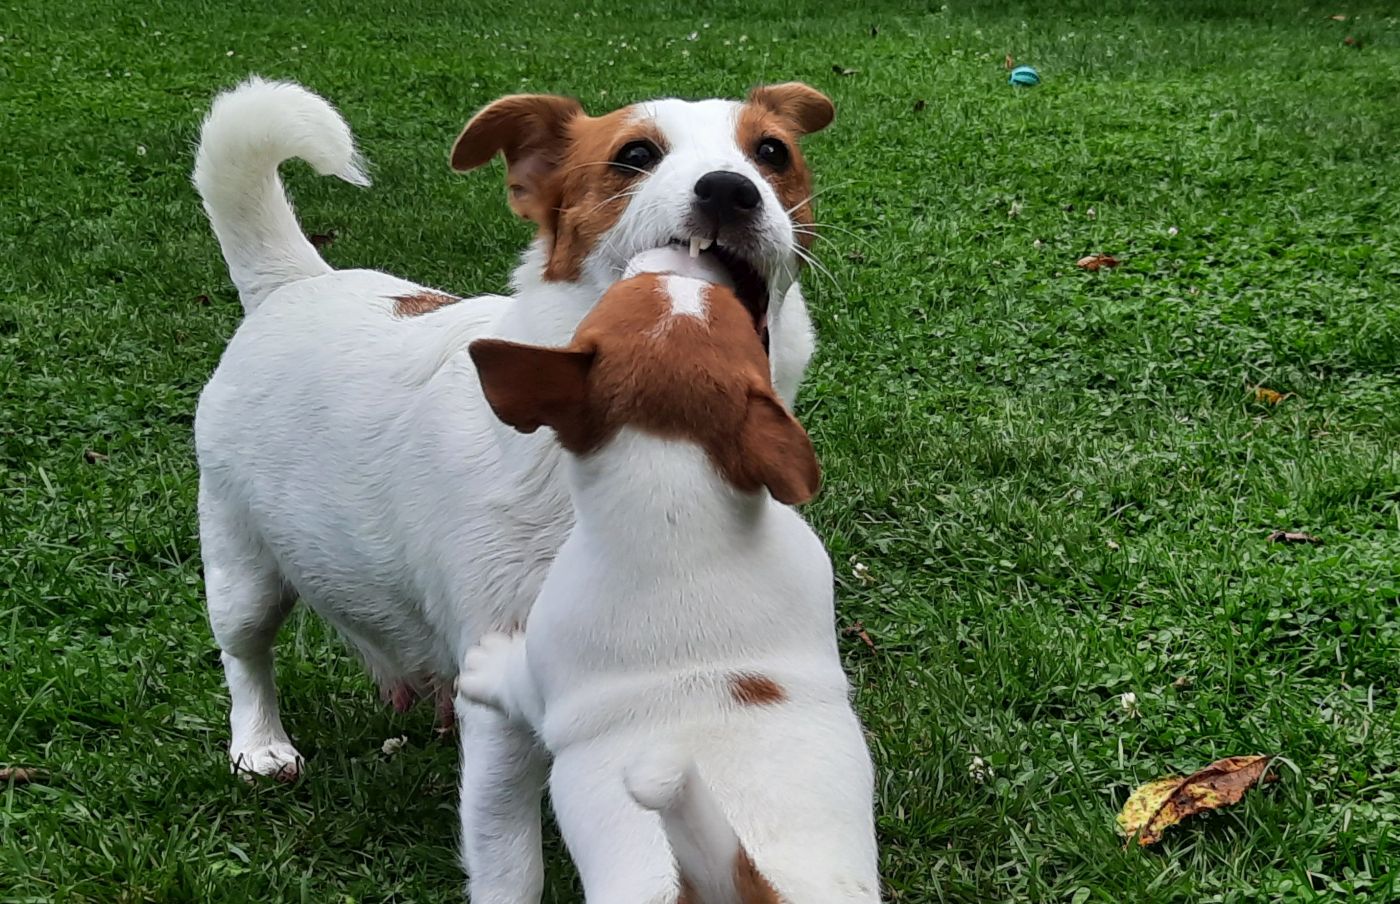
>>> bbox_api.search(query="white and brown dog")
[458,253,879,903]
[192,78,832,902]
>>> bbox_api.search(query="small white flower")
[739,34,749,42]
[136,145,147,157]
[225,50,234,57]
[1033,239,1043,249]
[1168,226,1179,236]
[969,755,992,783]
[1086,206,1097,219]
[686,31,699,40]
[1119,692,1140,717]
[381,735,408,756]
[1008,200,1022,218]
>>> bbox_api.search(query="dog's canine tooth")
[689,236,702,259]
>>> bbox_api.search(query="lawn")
[3,0,1400,900]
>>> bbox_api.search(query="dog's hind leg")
[457,704,547,904]
[199,480,301,780]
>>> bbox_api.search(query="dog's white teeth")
[689,236,702,259]
[698,237,715,252]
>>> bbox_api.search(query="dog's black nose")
[694,171,761,226]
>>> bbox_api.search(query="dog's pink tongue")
[623,247,733,289]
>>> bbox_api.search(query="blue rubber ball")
[1009,66,1041,87]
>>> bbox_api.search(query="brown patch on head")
[543,110,666,282]
[450,94,583,222]
[392,290,460,318]
[470,274,820,504]
[728,673,787,707]
[451,95,666,283]
[738,84,834,248]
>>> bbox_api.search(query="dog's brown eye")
[613,140,662,174]
[755,137,790,171]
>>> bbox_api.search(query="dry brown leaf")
[1077,254,1121,271]
[1267,530,1323,546]
[1330,14,1347,20]
[1004,53,1015,70]
[0,767,47,784]
[1118,755,1276,846]
[308,231,337,249]
[844,621,877,653]
[83,449,109,464]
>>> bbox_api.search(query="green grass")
[3,0,1400,900]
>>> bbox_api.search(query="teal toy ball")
[1009,66,1041,87]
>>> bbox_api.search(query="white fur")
[192,77,369,312]
[192,78,819,904]
[663,275,708,320]
[459,424,881,903]
[625,753,746,904]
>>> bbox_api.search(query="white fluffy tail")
[193,77,369,313]
[626,751,758,904]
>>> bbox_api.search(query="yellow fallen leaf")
[1117,755,1276,846]
[1252,386,1293,405]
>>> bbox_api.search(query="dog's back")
[469,268,880,902]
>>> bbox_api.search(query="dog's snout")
[694,171,761,226]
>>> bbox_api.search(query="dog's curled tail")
[193,77,369,313]
[625,749,781,904]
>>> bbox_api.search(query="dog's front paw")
[230,740,303,783]
[457,632,522,713]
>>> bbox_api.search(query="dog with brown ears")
[192,78,832,902]
[459,249,879,903]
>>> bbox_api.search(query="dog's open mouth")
[665,237,770,349]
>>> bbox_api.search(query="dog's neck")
[566,429,769,557]
[494,239,610,346]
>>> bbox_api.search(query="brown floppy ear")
[468,338,596,446]
[738,391,821,505]
[450,94,584,223]
[747,83,835,136]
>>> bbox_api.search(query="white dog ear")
[468,338,595,445]
[738,391,820,505]
[747,83,834,136]
[450,94,584,222]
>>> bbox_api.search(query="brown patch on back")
[729,673,787,707]
[470,275,821,504]
[737,84,834,249]
[393,290,460,317]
